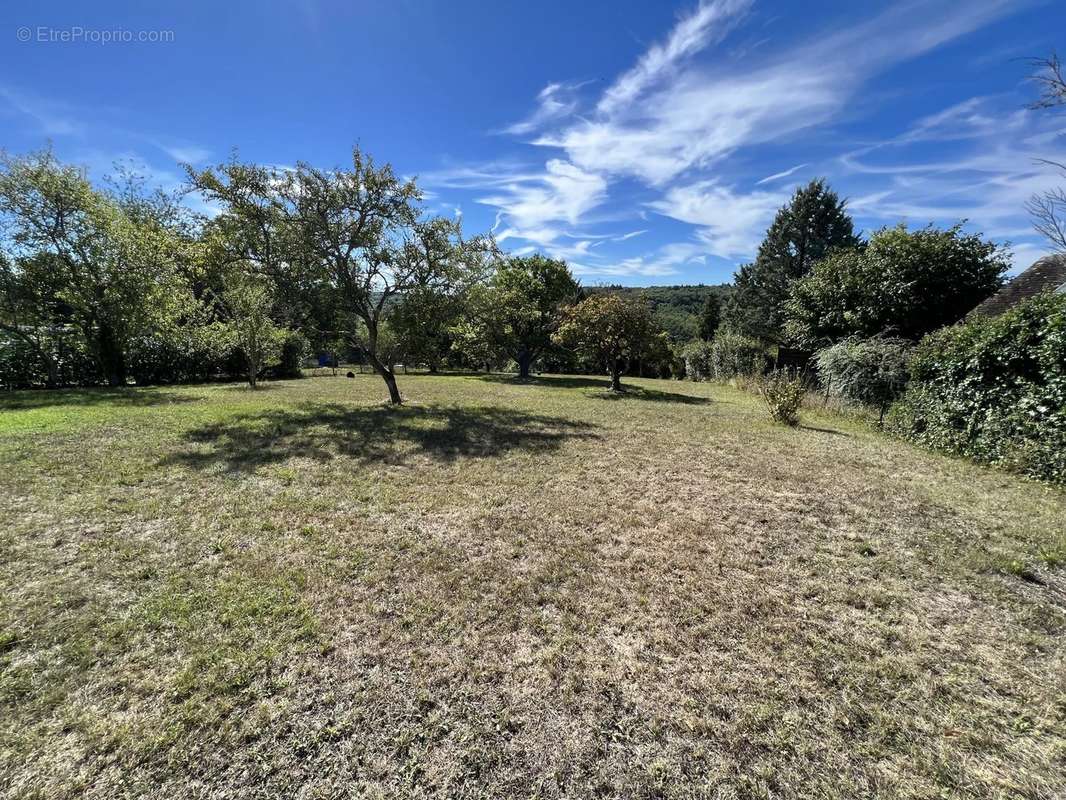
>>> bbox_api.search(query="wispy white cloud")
[0,86,84,136]
[581,241,711,279]
[500,81,588,136]
[542,0,1022,187]
[597,0,753,116]
[478,158,607,231]
[756,163,807,185]
[156,142,212,164]
[648,180,785,257]
[427,0,1036,279]
[426,158,607,258]
[840,95,1066,269]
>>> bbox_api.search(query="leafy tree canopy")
[697,293,721,340]
[0,149,194,386]
[785,223,1009,348]
[724,179,860,344]
[188,148,492,403]
[554,293,655,391]
[465,254,579,378]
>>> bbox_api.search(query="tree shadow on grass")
[473,373,710,404]
[475,373,609,390]
[0,387,204,411]
[163,402,601,473]
[590,385,711,405]
[799,424,849,437]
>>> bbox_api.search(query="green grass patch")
[1,373,1064,798]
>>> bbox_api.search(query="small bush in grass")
[760,369,805,426]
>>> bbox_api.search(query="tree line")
[0,148,680,401]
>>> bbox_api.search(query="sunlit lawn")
[1,373,1064,799]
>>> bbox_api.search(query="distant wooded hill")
[586,284,734,342]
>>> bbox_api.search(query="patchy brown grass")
[1,373,1064,799]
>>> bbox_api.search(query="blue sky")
[2,0,1064,284]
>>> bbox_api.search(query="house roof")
[968,254,1066,319]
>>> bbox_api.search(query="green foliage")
[554,293,655,390]
[127,322,235,386]
[638,331,683,379]
[683,332,767,383]
[786,224,1009,347]
[760,370,805,426]
[815,337,913,422]
[273,330,309,379]
[724,179,860,343]
[0,149,196,386]
[448,308,499,371]
[464,255,580,377]
[588,284,731,343]
[887,293,1066,484]
[0,329,96,389]
[712,332,767,382]
[697,293,721,340]
[681,339,715,381]
[189,149,493,403]
[389,286,462,371]
[222,277,285,387]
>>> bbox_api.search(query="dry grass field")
[1,373,1064,799]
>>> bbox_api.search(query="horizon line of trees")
[0,147,687,399]
[0,145,1032,400]
[2,48,1062,403]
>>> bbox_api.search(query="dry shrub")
[760,369,805,426]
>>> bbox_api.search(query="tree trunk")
[45,357,59,389]
[381,368,402,404]
[247,361,258,388]
[516,349,532,379]
[610,359,622,391]
[97,322,126,387]
[366,353,402,404]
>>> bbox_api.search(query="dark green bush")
[127,323,237,385]
[271,330,310,379]
[887,292,1066,484]
[0,331,97,388]
[683,333,767,382]
[712,332,767,382]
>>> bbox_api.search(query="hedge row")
[887,292,1066,485]
[1,328,308,389]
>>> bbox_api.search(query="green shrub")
[272,331,310,379]
[0,330,96,388]
[712,332,767,382]
[682,339,715,381]
[127,323,237,385]
[760,369,805,426]
[683,333,766,382]
[886,292,1066,484]
[816,337,913,423]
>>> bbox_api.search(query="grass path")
[1,374,1064,799]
